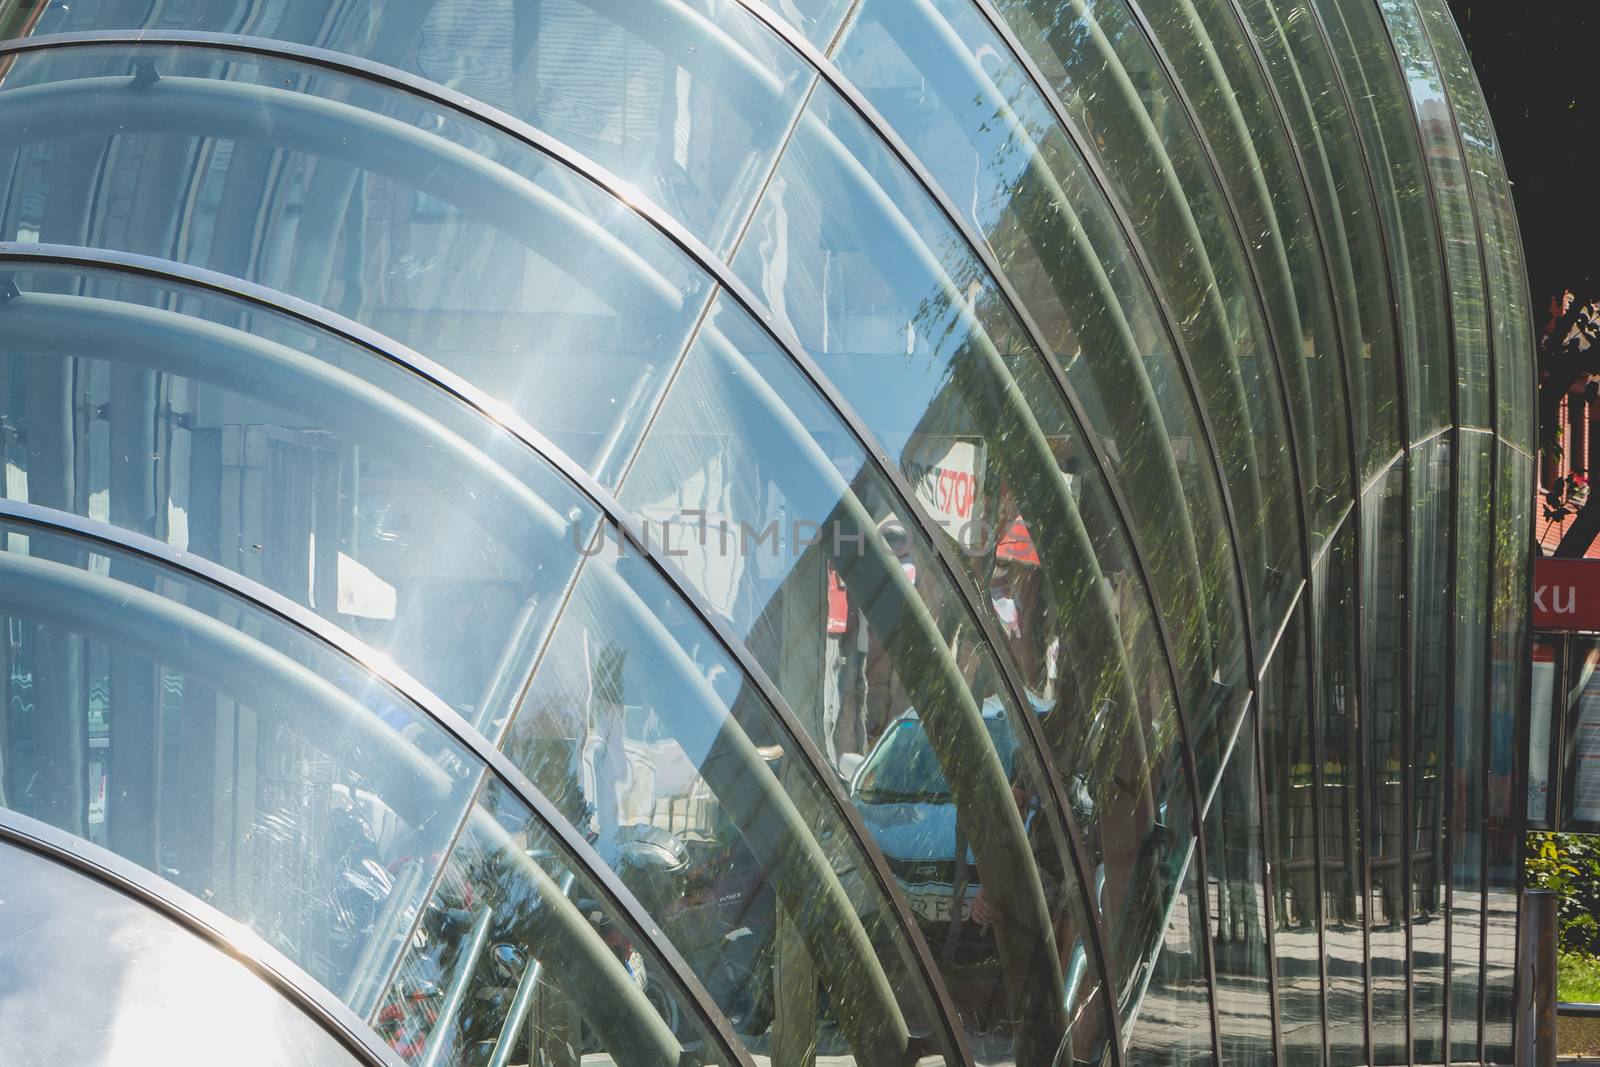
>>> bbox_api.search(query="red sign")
[996,516,1040,567]
[1534,558,1600,630]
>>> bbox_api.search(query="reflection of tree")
[904,214,1216,1016]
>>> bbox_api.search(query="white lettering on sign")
[1534,584,1577,615]
[1533,559,1600,631]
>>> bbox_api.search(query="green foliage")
[1527,832,1600,955]
[1560,951,1600,1003]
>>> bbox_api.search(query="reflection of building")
[1537,318,1600,557]
[0,0,1533,1065]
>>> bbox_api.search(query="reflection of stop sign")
[905,437,986,549]
[1534,558,1600,630]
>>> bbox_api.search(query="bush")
[1527,832,1600,955]
[1560,950,1600,1003]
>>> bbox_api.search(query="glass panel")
[1483,446,1533,1062]
[6,0,815,256]
[1234,0,1402,476]
[1122,832,1216,1066]
[1138,0,1355,548]
[721,56,1224,1040]
[1262,601,1327,1066]
[1316,522,1367,1066]
[0,524,474,1016]
[1411,0,1535,445]
[1530,639,1559,828]
[992,0,1305,663]
[832,0,1247,803]
[0,43,710,484]
[1410,435,1453,1062]
[617,296,1111,1062]
[1307,0,1452,445]
[502,541,948,1061]
[1449,430,1492,1062]
[1206,710,1273,1066]
[0,840,364,1066]
[1361,465,1406,1064]
[1560,640,1600,834]
[752,0,857,49]
[0,263,595,737]
[375,777,732,1067]
[1377,0,1491,433]
[728,77,1242,946]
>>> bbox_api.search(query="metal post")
[1519,888,1557,1067]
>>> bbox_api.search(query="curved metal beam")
[1401,5,1505,1060]
[0,496,756,1067]
[0,27,1076,1054]
[0,242,965,1065]
[1107,1,1372,1058]
[1411,6,1519,1054]
[0,274,914,1064]
[715,3,1271,1048]
[1209,0,1376,1049]
[0,803,404,1067]
[1263,2,1425,1058]
[1050,4,1305,1055]
[1214,2,1394,1055]
[1362,2,1480,1057]
[1205,0,1371,1057]
[1307,1,1474,1059]
[951,0,1284,1042]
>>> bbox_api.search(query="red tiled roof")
[1537,506,1600,559]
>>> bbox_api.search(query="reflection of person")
[822,563,870,764]
[965,767,1093,1060]
[857,519,918,749]
[969,772,1076,971]
[990,571,1021,640]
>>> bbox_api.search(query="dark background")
[1448,0,1595,316]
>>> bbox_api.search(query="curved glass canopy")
[0,0,1536,1064]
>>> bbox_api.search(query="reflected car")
[844,700,1024,1027]
[845,697,1100,1037]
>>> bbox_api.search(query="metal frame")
[0,25,1254,1061]
[0,808,405,1067]
[0,471,759,1067]
[731,4,1336,1054]
[1231,8,1382,1055]
[1478,2,1539,1053]
[1,71,1013,1033]
[0,21,1205,1062]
